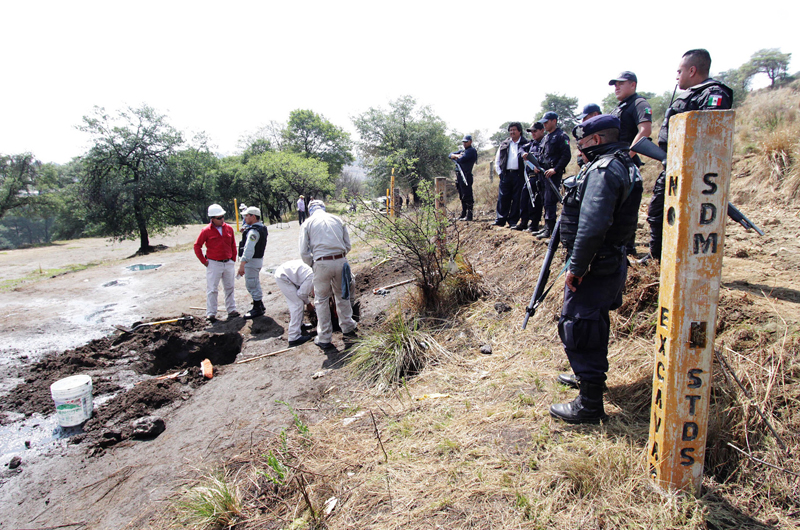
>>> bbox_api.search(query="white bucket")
[50,375,93,427]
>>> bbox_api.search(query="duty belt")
[209,258,232,263]
[315,253,345,262]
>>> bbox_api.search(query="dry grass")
[152,88,800,530]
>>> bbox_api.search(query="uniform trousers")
[244,258,263,301]
[456,173,474,212]
[558,258,627,385]
[495,168,524,225]
[206,260,236,317]
[312,257,357,343]
[647,170,667,259]
[275,275,313,341]
[518,174,543,228]
[543,174,562,226]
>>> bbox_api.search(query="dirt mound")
[0,316,243,451]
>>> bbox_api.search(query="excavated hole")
[138,331,244,375]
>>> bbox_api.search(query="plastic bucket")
[50,375,93,427]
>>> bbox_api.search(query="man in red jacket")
[194,204,239,322]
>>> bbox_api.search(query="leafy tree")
[601,93,618,114]
[0,153,41,219]
[489,122,531,147]
[238,151,333,222]
[353,96,451,200]
[238,121,285,155]
[745,48,792,88]
[283,109,354,176]
[538,93,579,133]
[78,105,210,253]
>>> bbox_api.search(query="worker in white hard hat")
[273,260,315,346]
[237,206,268,319]
[193,204,238,322]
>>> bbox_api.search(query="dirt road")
[0,220,357,529]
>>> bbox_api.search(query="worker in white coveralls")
[273,260,315,347]
[299,200,357,349]
[237,206,268,319]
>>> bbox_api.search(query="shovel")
[115,316,194,334]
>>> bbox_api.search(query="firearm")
[629,138,764,235]
[452,154,469,188]
[525,159,563,203]
[522,218,562,330]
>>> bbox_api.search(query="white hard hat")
[243,206,261,218]
[239,203,248,212]
[208,204,226,217]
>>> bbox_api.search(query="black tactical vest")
[238,223,268,259]
[658,79,733,151]
[560,149,643,271]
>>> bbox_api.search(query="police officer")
[644,49,732,263]
[238,206,268,319]
[533,112,571,240]
[576,104,602,168]
[609,72,652,255]
[449,135,478,221]
[514,122,546,232]
[549,115,643,424]
[493,122,527,227]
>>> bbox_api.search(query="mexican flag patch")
[644,107,652,116]
[708,95,723,107]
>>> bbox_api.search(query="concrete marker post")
[647,109,735,494]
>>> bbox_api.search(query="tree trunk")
[132,172,151,253]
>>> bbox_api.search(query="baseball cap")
[538,111,558,124]
[608,71,637,85]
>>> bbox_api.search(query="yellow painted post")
[234,198,240,231]
[390,168,396,218]
[647,110,735,494]
[386,188,390,215]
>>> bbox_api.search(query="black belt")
[209,258,232,263]
[315,253,345,262]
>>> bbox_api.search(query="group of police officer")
[451,48,733,424]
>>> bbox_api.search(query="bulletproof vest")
[612,94,648,144]
[658,79,732,150]
[560,149,643,256]
[238,223,268,259]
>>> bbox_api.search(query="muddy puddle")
[0,317,243,459]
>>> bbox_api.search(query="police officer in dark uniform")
[493,123,528,227]
[512,122,546,232]
[645,49,732,262]
[449,135,478,221]
[549,114,643,424]
[609,72,652,255]
[533,111,571,240]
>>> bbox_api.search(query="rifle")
[521,165,566,330]
[524,159,563,203]
[452,156,469,188]
[522,220,568,329]
[629,138,764,235]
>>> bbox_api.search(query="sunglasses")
[212,216,224,220]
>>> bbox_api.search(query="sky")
[2,0,797,164]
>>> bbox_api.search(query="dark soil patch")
[0,315,242,450]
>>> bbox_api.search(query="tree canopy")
[538,93,579,133]
[352,96,451,198]
[0,153,42,219]
[745,48,793,88]
[78,105,213,253]
[282,109,354,176]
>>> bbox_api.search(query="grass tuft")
[175,470,242,529]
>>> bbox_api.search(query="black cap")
[538,111,558,124]
[578,103,602,121]
[461,135,472,142]
[526,122,545,132]
[572,114,620,140]
[608,71,637,85]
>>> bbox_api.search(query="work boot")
[491,220,505,227]
[244,300,265,319]
[465,210,473,221]
[550,381,607,424]
[288,335,313,347]
[458,209,466,221]
[557,373,579,389]
[535,228,551,240]
[510,222,528,231]
[526,224,540,234]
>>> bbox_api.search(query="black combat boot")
[549,381,607,424]
[458,209,466,221]
[557,373,579,389]
[510,221,528,231]
[244,300,265,319]
[465,210,473,221]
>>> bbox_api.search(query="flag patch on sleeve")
[708,95,723,107]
